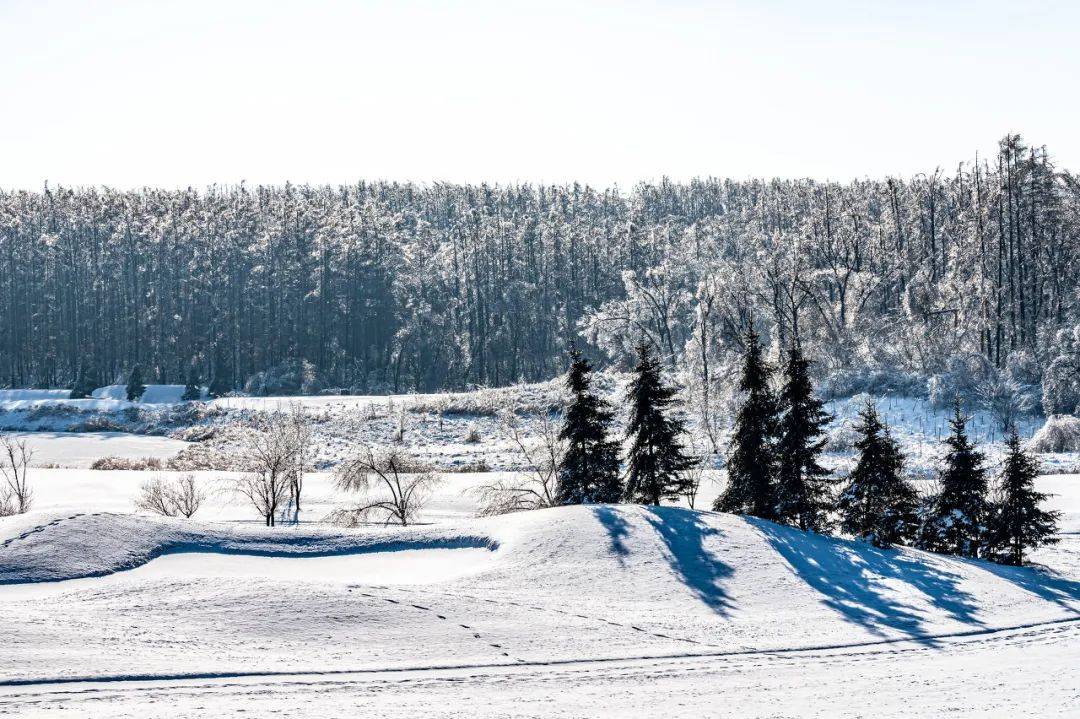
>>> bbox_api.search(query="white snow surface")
[2,466,1079,716]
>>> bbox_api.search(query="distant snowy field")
[1,386,1078,717]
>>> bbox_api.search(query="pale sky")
[2,0,1078,189]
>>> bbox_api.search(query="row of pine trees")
[559,333,1059,567]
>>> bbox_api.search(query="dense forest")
[1,134,1078,412]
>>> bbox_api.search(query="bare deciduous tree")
[332,448,440,526]
[0,436,33,516]
[472,411,564,516]
[134,474,206,518]
[234,414,298,526]
[285,403,313,513]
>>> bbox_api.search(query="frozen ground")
[1,439,1078,716]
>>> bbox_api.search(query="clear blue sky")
[2,0,1077,189]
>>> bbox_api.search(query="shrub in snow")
[976,373,1036,432]
[1005,349,1041,386]
[819,367,926,401]
[134,474,205,518]
[0,436,33,515]
[463,423,481,444]
[244,358,324,397]
[825,421,860,453]
[332,448,440,526]
[91,456,163,471]
[473,412,563,516]
[928,353,995,410]
[1027,414,1080,453]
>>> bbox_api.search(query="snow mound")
[3,506,1077,651]
[92,384,192,404]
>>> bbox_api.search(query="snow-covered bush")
[928,353,996,409]
[818,367,926,401]
[0,436,33,515]
[1005,349,1041,386]
[244,359,325,396]
[90,456,163,471]
[976,373,1036,432]
[1041,324,1080,416]
[408,378,568,417]
[1028,415,1080,453]
[134,474,205,518]
[463,423,481,444]
[825,421,861,453]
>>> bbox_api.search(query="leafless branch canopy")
[0,435,33,516]
[332,447,440,526]
[471,410,564,516]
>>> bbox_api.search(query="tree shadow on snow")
[966,559,1080,613]
[641,506,734,616]
[591,505,632,566]
[753,519,985,642]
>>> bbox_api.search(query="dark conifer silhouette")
[715,326,780,519]
[623,343,694,505]
[181,364,202,401]
[837,400,919,548]
[988,429,1059,565]
[775,343,834,532]
[126,365,146,402]
[918,400,991,557]
[557,348,622,504]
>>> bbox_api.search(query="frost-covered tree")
[837,401,919,548]
[715,326,779,519]
[126,365,146,402]
[775,343,834,532]
[556,349,621,504]
[987,430,1059,565]
[623,343,694,505]
[918,401,991,557]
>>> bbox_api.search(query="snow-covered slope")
[2,504,1077,715]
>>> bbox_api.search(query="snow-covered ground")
[1,389,1078,717]
[1,445,1079,716]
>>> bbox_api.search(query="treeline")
[551,337,1059,567]
[1,135,1078,400]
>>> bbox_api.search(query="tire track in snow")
[4,615,1076,690]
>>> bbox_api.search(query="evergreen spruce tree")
[207,346,231,398]
[919,400,991,557]
[623,343,694,505]
[837,401,919,548]
[715,326,780,519]
[988,429,1059,565]
[556,348,622,504]
[181,363,202,401]
[70,364,98,399]
[775,343,834,532]
[126,365,146,402]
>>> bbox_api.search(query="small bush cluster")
[818,367,927,401]
[244,359,325,396]
[1028,414,1080,453]
[90,456,164,471]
